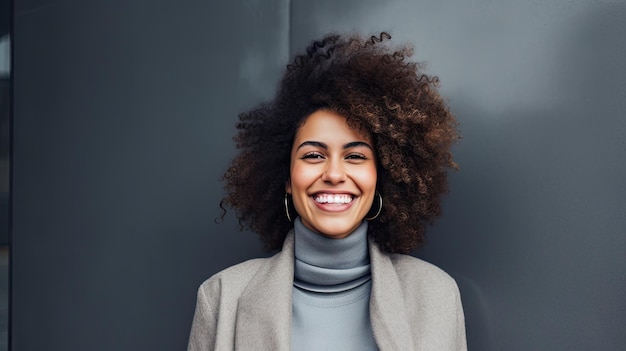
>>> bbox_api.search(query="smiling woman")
[188,32,465,350]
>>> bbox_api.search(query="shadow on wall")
[420,2,626,350]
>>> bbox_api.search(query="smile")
[313,193,354,204]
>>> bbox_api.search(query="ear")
[285,179,291,194]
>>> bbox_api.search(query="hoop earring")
[284,194,293,222]
[365,192,383,221]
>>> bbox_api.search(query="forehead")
[295,109,371,143]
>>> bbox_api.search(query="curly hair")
[221,32,459,254]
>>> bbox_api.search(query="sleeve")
[188,283,218,351]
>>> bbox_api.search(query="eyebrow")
[296,141,373,150]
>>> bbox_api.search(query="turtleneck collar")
[293,217,370,269]
[293,217,371,293]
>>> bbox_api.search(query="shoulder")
[369,246,467,349]
[197,257,271,297]
[389,253,457,284]
[387,253,461,299]
[196,233,296,302]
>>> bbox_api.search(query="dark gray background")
[11,0,626,350]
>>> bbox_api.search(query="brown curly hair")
[221,32,459,254]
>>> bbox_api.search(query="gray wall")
[12,0,288,349]
[12,0,626,350]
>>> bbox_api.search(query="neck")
[293,217,369,269]
[293,217,371,292]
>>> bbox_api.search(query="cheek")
[353,166,378,190]
[289,164,319,192]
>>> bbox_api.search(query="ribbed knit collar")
[293,217,371,293]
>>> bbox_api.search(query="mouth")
[312,193,355,205]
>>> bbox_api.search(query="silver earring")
[284,194,293,222]
[365,192,383,221]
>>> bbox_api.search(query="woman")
[189,32,466,350]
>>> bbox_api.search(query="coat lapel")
[233,232,415,350]
[369,238,415,350]
[234,232,295,350]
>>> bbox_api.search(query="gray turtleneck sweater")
[291,217,378,350]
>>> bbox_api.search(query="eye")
[301,152,325,160]
[345,153,368,161]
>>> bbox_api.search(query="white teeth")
[314,194,353,204]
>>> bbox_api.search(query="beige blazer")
[188,232,467,351]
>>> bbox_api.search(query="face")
[286,109,377,239]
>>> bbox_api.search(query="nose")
[321,159,347,184]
